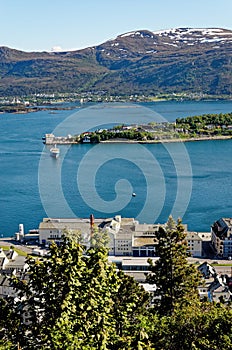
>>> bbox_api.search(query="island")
[43,112,232,145]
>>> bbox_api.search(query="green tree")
[146,216,202,316]
[1,231,150,350]
[147,301,232,350]
[0,297,19,350]
[110,271,151,349]
[144,216,232,350]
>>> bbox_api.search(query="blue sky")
[1,0,232,51]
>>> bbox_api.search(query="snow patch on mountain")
[97,27,232,60]
[120,31,154,39]
[152,28,232,42]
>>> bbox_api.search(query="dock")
[43,133,78,145]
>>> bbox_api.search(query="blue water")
[1,100,232,236]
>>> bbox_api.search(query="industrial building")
[37,215,204,257]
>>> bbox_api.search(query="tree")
[146,216,202,316]
[0,230,150,350]
[110,271,151,349]
[144,216,232,350]
[147,300,232,350]
[0,297,19,350]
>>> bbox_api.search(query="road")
[0,238,34,254]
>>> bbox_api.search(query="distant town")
[0,91,231,114]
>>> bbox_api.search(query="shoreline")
[101,135,232,144]
[45,135,232,146]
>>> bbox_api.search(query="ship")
[50,145,60,158]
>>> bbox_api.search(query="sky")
[1,0,232,52]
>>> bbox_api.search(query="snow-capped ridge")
[114,28,232,48]
[152,27,232,43]
[119,30,154,39]
[95,27,232,61]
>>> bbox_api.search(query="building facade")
[186,231,203,257]
[211,218,232,258]
[38,216,203,257]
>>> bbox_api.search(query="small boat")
[132,192,136,197]
[50,144,60,158]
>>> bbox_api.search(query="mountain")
[0,27,232,96]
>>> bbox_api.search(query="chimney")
[90,214,95,239]
[90,214,94,228]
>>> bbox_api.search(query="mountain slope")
[0,27,231,96]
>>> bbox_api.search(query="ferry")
[50,145,60,158]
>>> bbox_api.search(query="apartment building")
[211,218,232,258]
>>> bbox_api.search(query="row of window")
[49,234,60,238]
[116,247,130,251]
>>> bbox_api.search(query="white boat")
[50,145,60,158]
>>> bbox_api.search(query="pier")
[42,133,78,145]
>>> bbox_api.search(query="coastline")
[44,135,232,146]
[100,135,232,144]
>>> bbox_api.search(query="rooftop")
[186,232,203,241]
[133,237,157,247]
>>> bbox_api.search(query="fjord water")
[1,100,232,237]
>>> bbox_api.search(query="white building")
[186,232,203,257]
[0,248,28,298]
[82,135,91,143]
[43,133,55,144]
[39,217,101,247]
[101,216,138,256]
[38,216,203,258]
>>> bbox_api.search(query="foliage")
[110,271,151,349]
[1,33,232,96]
[79,111,232,144]
[146,216,202,315]
[176,112,232,136]
[1,221,232,349]
[0,231,149,350]
[145,216,232,349]
[0,297,21,350]
[146,302,232,350]
[0,245,28,256]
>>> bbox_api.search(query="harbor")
[1,100,232,236]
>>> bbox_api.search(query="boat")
[132,192,136,197]
[50,145,60,158]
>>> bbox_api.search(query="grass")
[0,245,28,256]
[211,263,232,267]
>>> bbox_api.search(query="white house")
[186,231,203,257]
